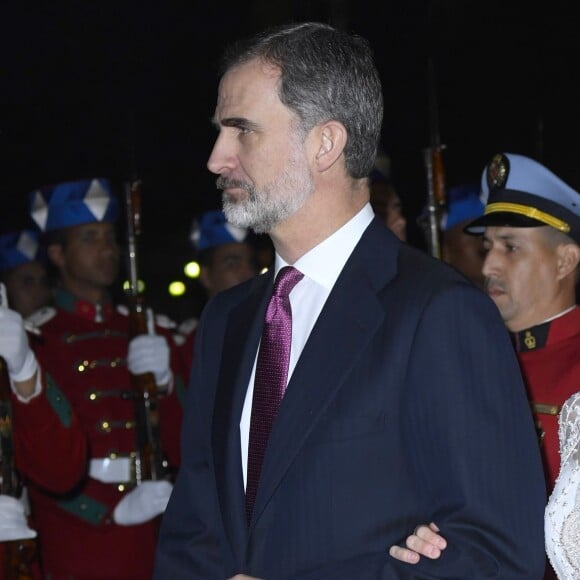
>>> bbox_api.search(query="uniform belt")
[89,457,136,484]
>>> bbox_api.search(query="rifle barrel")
[123,181,167,484]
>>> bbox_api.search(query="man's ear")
[556,242,580,280]
[47,243,65,269]
[314,121,347,172]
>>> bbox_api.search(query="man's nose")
[207,132,236,176]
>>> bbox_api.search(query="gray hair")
[542,225,579,249]
[219,22,383,179]
[541,226,580,284]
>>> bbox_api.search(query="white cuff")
[9,349,38,383]
[0,496,37,542]
[10,363,43,403]
[113,480,173,526]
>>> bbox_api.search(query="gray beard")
[220,166,314,235]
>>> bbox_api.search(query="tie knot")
[272,266,303,298]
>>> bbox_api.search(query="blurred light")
[122,279,146,293]
[184,261,200,278]
[260,266,269,274]
[169,281,186,297]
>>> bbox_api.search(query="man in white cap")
[390,152,580,579]
[0,178,186,579]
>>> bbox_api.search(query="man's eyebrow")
[497,232,519,242]
[483,232,517,243]
[211,116,259,131]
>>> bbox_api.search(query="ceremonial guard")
[3,178,184,579]
[0,229,51,317]
[463,153,580,495]
[439,183,485,289]
[466,157,580,577]
[468,156,580,578]
[389,152,580,579]
[177,209,260,379]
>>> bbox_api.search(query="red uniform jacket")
[12,290,184,580]
[513,306,580,494]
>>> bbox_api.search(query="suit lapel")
[212,271,274,561]
[250,219,399,529]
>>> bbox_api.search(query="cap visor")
[464,212,545,235]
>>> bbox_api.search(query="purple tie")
[246,266,303,523]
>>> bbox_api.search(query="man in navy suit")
[154,22,546,579]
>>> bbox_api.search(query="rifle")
[0,286,38,579]
[124,180,167,484]
[421,57,447,259]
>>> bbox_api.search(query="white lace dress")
[546,391,580,579]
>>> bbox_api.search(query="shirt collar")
[540,304,577,324]
[274,203,374,289]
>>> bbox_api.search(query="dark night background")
[2,1,580,321]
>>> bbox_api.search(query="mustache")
[216,177,252,192]
[485,277,507,293]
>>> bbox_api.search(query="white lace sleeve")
[545,391,580,579]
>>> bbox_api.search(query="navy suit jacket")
[154,219,547,579]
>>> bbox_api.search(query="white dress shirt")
[240,203,375,487]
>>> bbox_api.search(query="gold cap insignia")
[487,153,509,190]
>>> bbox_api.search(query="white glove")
[0,495,37,541]
[0,307,38,383]
[113,480,173,526]
[127,334,171,386]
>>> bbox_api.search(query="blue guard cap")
[190,210,249,252]
[29,178,119,232]
[440,183,485,231]
[0,229,42,272]
[465,153,580,243]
